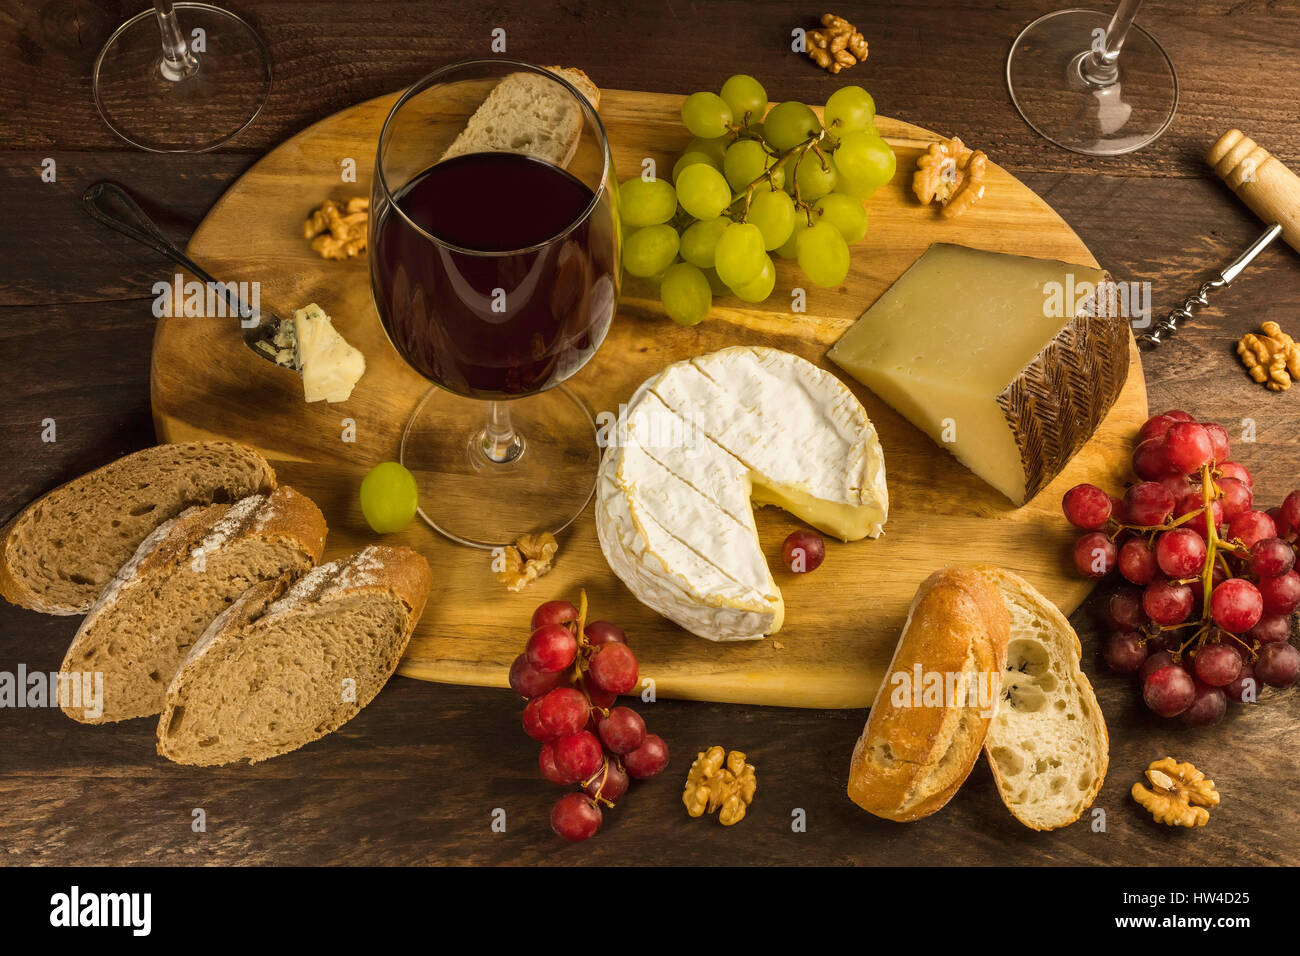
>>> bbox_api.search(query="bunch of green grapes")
[617,75,896,326]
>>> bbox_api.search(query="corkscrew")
[1139,129,1300,348]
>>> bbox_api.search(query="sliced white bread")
[441,65,600,167]
[1,441,275,615]
[156,545,432,766]
[976,567,1109,830]
[59,487,326,724]
[848,568,1010,822]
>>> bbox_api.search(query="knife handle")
[1206,129,1300,256]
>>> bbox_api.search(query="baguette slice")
[848,568,1010,822]
[59,486,326,724]
[1,441,275,615]
[157,545,432,766]
[441,65,600,167]
[976,567,1109,830]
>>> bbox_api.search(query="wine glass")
[1007,1,1178,156]
[370,60,620,548]
[93,1,272,152]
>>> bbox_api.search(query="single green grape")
[714,222,766,289]
[724,140,785,192]
[672,151,716,183]
[813,193,869,243]
[720,74,768,124]
[796,221,850,288]
[747,188,795,251]
[360,461,418,533]
[791,154,837,201]
[686,135,729,167]
[675,163,732,221]
[775,217,809,260]
[623,224,680,278]
[731,255,775,303]
[680,216,730,268]
[660,262,713,326]
[681,91,733,138]
[618,177,678,227]
[831,131,896,199]
[824,86,876,135]
[763,101,821,151]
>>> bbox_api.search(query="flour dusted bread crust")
[157,546,432,766]
[847,568,1009,821]
[976,567,1109,830]
[441,66,600,167]
[0,441,275,615]
[58,486,326,724]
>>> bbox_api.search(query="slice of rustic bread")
[156,545,432,766]
[441,66,600,167]
[977,567,1109,830]
[59,486,326,724]
[0,441,275,615]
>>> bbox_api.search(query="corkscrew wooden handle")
[1206,129,1300,256]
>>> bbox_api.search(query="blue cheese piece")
[291,303,365,403]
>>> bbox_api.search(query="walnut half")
[304,197,370,260]
[494,532,559,592]
[1237,320,1300,391]
[683,746,757,825]
[806,14,868,75]
[913,137,988,219]
[1132,757,1220,828]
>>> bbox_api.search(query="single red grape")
[1163,422,1213,474]
[1223,661,1259,703]
[1256,642,1300,688]
[532,600,578,631]
[1159,475,1194,502]
[523,695,555,742]
[1201,422,1230,463]
[1267,507,1295,542]
[1139,649,1176,683]
[1073,532,1117,578]
[1155,527,1207,578]
[538,687,589,738]
[1132,439,1175,481]
[539,741,575,784]
[526,623,578,674]
[584,621,627,646]
[1282,490,1300,531]
[1216,477,1252,521]
[551,793,602,842]
[623,733,670,779]
[1143,578,1194,626]
[1062,484,1113,530]
[1124,482,1176,526]
[1109,494,1129,524]
[1250,538,1296,578]
[588,642,639,695]
[1192,642,1243,687]
[1228,510,1278,549]
[782,529,826,573]
[1209,578,1264,634]
[1143,664,1197,717]
[1218,461,1253,489]
[1104,631,1149,674]
[510,653,561,699]
[1106,585,1148,630]
[596,706,646,754]
[1245,613,1292,645]
[583,759,630,803]
[1138,414,1180,443]
[1258,569,1300,616]
[553,730,604,780]
[1180,681,1227,727]
[1118,538,1159,585]
[581,672,618,710]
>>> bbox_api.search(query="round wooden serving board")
[152,88,1147,709]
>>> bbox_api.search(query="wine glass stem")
[155,0,199,81]
[481,400,524,464]
[1082,0,1144,86]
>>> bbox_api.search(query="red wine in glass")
[372,152,617,399]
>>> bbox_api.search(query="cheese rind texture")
[827,243,1128,505]
[595,346,888,642]
[293,303,366,403]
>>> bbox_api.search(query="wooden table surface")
[1,0,1297,866]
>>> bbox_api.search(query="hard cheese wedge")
[828,243,1128,505]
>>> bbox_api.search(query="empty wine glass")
[1007,1,1178,156]
[93,1,272,152]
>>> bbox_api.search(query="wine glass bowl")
[370,60,620,547]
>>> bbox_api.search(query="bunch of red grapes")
[508,594,670,842]
[1062,410,1300,726]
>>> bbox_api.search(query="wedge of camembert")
[595,347,887,642]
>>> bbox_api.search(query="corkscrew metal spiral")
[1138,223,1283,348]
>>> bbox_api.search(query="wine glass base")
[399,385,601,549]
[92,2,272,153]
[1007,9,1178,156]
